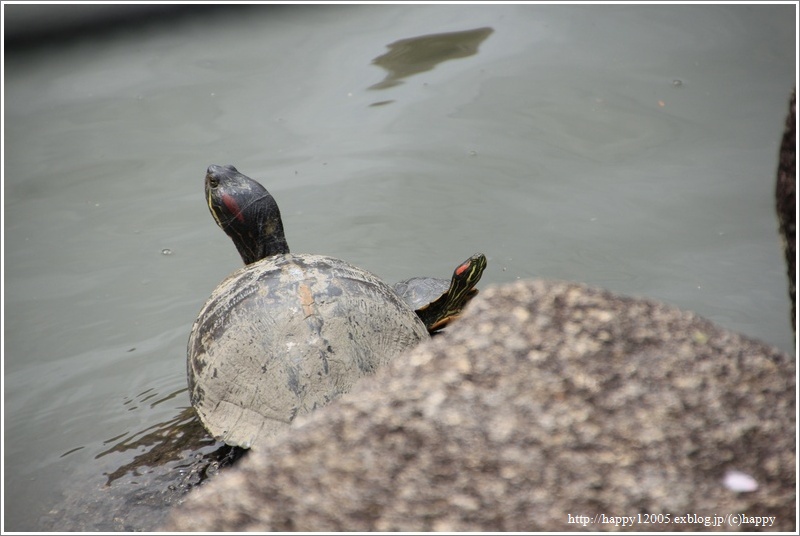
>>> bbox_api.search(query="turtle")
[393,253,487,333]
[188,164,485,449]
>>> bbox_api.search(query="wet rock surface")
[164,279,796,532]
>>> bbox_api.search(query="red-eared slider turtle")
[394,253,487,333]
[188,165,429,449]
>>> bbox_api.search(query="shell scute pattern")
[189,254,428,448]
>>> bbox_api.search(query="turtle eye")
[208,176,219,188]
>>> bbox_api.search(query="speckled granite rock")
[776,88,796,331]
[165,280,795,532]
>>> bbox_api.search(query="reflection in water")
[369,26,494,90]
[42,389,246,531]
[97,405,243,487]
[369,99,395,108]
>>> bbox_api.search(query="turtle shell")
[393,277,450,312]
[188,253,429,449]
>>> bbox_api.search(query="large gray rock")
[165,280,795,532]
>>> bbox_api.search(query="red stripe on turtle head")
[455,261,470,276]
[221,194,246,223]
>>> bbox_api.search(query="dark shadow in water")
[4,4,254,50]
[41,389,247,531]
[369,26,494,91]
[96,405,244,487]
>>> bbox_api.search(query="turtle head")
[205,164,290,265]
[453,253,487,286]
[418,253,488,332]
